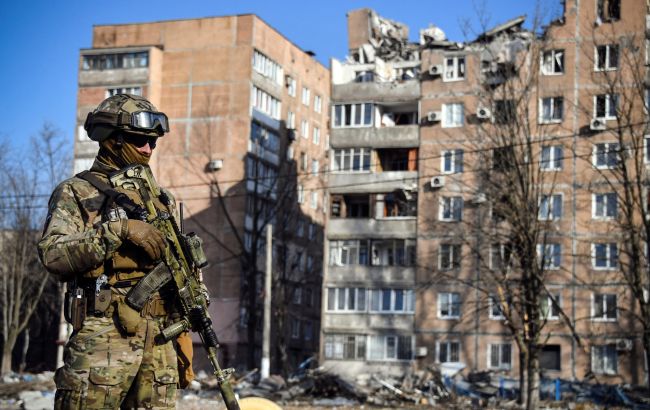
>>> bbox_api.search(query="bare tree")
[0,123,70,375]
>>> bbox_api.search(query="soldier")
[38,94,192,409]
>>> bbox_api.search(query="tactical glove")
[121,219,167,261]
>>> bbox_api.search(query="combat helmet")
[84,94,169,142]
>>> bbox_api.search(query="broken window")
[380,190,417,218]
[541,50,564,75]
[441,149,464,174]
[437,341,461,363]
[494,99,516,125]
[439,244,461,270]
[332,103,373,128]
[329,240,369,266]
[444,56,466,81]
[592,142,620,168]
[540,294,561,320]
[592,344,617,375]
[489,296,506,320]
[595,45,619,71]
[597,0,621,22]
[377,148,417,171]
[331,148,371,172]
[438,292,461,318]
[594,94,618,119]
[488,343,512,370]
[540,345,561,371]
[593,293,617,320]
[539,97,564,123]
[492,145,516,172]
[355,70,375,83]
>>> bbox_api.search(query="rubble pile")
[0,372,55,410]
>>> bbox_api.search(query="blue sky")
[0,0,558,157]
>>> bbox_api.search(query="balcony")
[329,171,417,194]
[331,125,418,149]
[328,218,415,239]
[78,46,154,87]
[326,265,416,284]
[332,81,420,103]
[322,312,413,330]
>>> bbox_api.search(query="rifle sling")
[76,170,147,219]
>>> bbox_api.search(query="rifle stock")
[110,165,241,410]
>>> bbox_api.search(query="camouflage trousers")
[53,314,178,409]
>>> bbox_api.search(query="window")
[291,318,300,339]
[287,111,296,129]
[308,223,315,240]
[331,148,371,172]
[300,152,308,171]
[82,52,149,70]
[296,219,304,237]
[301,120,309,139]
[594,94,618,119]
[355,70,375,82]
[645,136,650,163]
[442,103,464,128]
[106,87,142,98]
[593,293,617,320]
[489,296,506,320]
[293,288,302,305]
[297,185,304,204]
[332,103,373,128]
[488,344,512,370]
[592,243,618,269]
[368,335,412,361]
[593,142,620,168]
[592,344,617,375]
[539,97,564,123]
[370,239,416,266]
[306,288,314,307]
[249,122,280,157]
[490,243,512,270]
[541,294,561,319]
[286,76,296,97]
[369,289,415,313]
[324,334,366,360]
[439,196,463,221]
[540,345,561,371]
[329,240,369,266]
[541,145,563,170]
[302,87,310,106]
[438,292,461,318]
[304,321,313,341]
[327,287,367,312]
[541,50,564,74]
[595,45,619,71]
[537,243,562,269]
[437,341,461,363]
[246,157,278,194]
[311,159,319,175]
[314,95,322,113]
[444,56,466,81]
[439,244,461,270]
[597,0,620,22]
[593,193,617,219]
[538,194,563,220]
[253,50,283,84]
[310,191,318,209]
[313,127,320,145]
[494,99,516,124]
[442,149,464,174]
[251,86,281,119]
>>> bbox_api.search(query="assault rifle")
[109,164,240,410]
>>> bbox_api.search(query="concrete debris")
[419,25,447,45]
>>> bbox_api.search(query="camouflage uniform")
[39,161,179,406]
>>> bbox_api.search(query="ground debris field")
[1,366,649,410]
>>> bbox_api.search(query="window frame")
[594,44,619,71]
[541,49,565,75]
[436,340,461,363]
[591,243,618,270]
[488,343,512,370]
[537,243,562,270]
[539,96,564,123]
[437,292,461,319]
[592,344,618,375]
[592,142,620,169]
[591,293,618,322]
[332,103,374,128]
[593,94,619,120]
[540,145,563,171]
[439,196,463,222]
[538,193,563,221]
[439,244,461,270]
[442,103,464,128]
[592,192,618,219]
[441,149,464,174]
[489,296,506,320]
[443,55,466,82]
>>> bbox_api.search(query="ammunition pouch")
[64,287,86,332]
[116,300,141,335]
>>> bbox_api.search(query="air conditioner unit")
[590,118,607,131]
[428,64,443,76]
[430,175,445,188]
[426,111,442,123]
[615,338,633,351]
[415,346,428,357]
[477,107,492,119]
[206,159,223,172]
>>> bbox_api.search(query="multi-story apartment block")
[74,15,330,372]
[322,9,420,376]
[323,1,650,385]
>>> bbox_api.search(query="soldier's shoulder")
[51,174,103,202]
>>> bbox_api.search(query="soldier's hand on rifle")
[123,219,167,261]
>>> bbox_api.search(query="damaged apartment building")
[323,0,650,385]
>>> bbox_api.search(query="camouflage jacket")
[38,160,174,282]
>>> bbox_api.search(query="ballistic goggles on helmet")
[85,110,170,135]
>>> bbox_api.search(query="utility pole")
[261,224,272,378]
